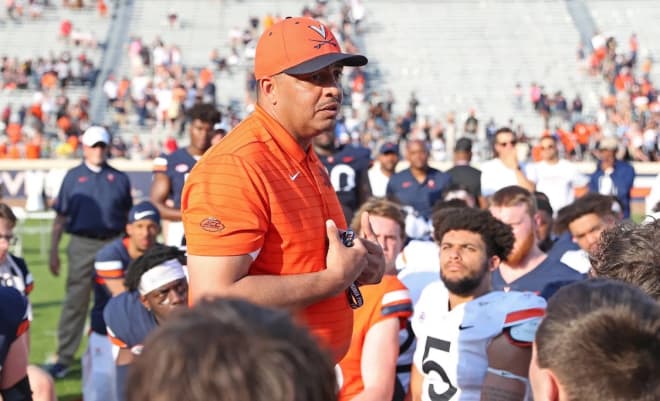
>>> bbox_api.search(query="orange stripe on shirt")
[16,319,30,337]
[182,105,351,362]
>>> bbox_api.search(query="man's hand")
[324,219,368,293]
[356,211,385,285]
[49,250,60,277]
[500,149,519,170]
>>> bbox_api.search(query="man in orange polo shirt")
[181,16,385,362]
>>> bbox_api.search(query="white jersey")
[412,283,546,401]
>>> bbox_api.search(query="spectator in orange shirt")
[338,198,412,401]
[181,17,384,363]
[97,0,108,17]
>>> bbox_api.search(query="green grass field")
[16,219,84,401]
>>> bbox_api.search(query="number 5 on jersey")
[422,336,457,401]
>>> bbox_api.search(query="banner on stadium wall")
[0,169,153,208]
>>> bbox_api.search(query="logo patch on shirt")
[200,217,225,232]
[107,173,115,182]
[428,179,435,188]
[402,181,412,188]
[175,163,189,173]
[78,176,88,183]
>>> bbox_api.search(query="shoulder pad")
[506,317,542,344]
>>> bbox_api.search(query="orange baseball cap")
[254,17,367,80]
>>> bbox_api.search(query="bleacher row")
[0,0,658,151]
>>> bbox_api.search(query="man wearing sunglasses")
[480,127,535,198]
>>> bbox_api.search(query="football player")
[410,208,546,401]
[150,103,221,248]
[0,287,31,401]
[104,245,188,401]
[313,129,372,224]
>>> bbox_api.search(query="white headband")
[138,258,186,296]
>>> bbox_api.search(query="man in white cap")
[587,136,635,219]
[46,126,133,379]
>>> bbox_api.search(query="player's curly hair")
[590,219,660,301]
[124,245,186,292]
[433,207,514,260]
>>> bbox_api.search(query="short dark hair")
[124,245,186,292]
[433,207,514,260]
[0,203,17,228]
[536,279,660,401]
[494,127,514,139]
[126,298,337,401]
[554,193,617,234]
[590,219,660,301]
[188,103,221,125]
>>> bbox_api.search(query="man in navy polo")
[84,201,161,401]
[386,139,451,223]
[150,103,221,248]
[46,126,133,379]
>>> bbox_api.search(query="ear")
[258,77,277,105]
[530,346,561,401]
[139,294,151,311]
[488,255,501,271]
[536,367,561,401]
[533,211,543,228]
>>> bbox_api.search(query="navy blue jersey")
[0,254,34,296]
[91,238,132,335]
[105,291,157,401]
[545,231,580,262]
[152,149,197,209]
[491,258,585,300]
[104,291,157,354]
[386,168,452,220]
[317,145,372,223]
[0,287,29,373]
[54,162,133,237]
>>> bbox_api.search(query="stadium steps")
[112,0,346,144]
[585,0,660,85]
[360,0,602,141]
[0,2,112,118]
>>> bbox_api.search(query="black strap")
[1,375,32,401]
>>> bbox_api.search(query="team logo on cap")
[308,24,337,49]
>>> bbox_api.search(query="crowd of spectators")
[1,1,658,168]
[524,32,658,163]
[1,52,98,91]
[0,0,109,159]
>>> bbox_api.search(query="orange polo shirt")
[182,105,352,361]
[338,275,412,400]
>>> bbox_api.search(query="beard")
[441,263,489,296]
[507,231,535,266]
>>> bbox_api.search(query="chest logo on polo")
[175,163,189,173]
[200,217,225,232]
